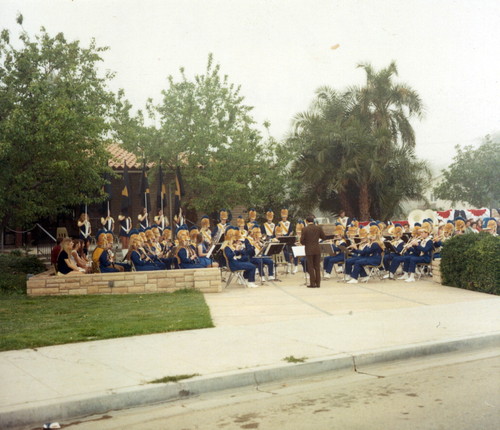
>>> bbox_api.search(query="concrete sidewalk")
[1,276,500,429]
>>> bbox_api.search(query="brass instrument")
[401,237,420,253]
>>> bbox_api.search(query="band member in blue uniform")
[344,227,370,279]
[200,215,212,244]
[212,209,230,241]
[347,225,384,283]
[382,224,405,278]
[176,229,205,269]
[195,233,218,268]
[236,216,248,239]
[261,209,275,240]
[101,210,115,233]
[245,226,275,281]
[118,212,132,250]
[223,228,257,287]
[247,208,258,231]
[323,224,347,278]
[400,223,434,282]
[77,213,92,253]
[138,207,149,231]
[130,238,163,271]
[153,209,169,233]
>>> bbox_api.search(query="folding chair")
[363,252,386,282]
[56,227,68,239]
[223,254,248,288]
[273,251,289,276]
[416,252,434,280]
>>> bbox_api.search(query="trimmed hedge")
[0,252,47,295]
[440,232,500,295]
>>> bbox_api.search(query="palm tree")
[349,61,424,150]
[290,62,428,221]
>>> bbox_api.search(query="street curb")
[2,332,500,429]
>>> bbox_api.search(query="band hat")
[248,208,257,219]
[219,209,228,221]
[481,217,495,229]
[455,218,466,232]
[484,218,497,230]
[200,216,210,228]
[420,223,432,234]
[358,227,368,238]
[393,225,403,236]
[266,209,274,218]
[224,227,236,242]
[334,225,344,236]
[281,208,288,217]
[369,224,380,236]
[421,221,432,233]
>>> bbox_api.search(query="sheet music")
[292,245,306,258]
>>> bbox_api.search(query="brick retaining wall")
[27,268,222,296]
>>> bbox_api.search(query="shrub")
[0,252,47,295]
[440,232,499,295]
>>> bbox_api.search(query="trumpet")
[402,238,420,253]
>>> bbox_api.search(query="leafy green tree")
[0,16,116,228]
[116,54,297,218]
[434,136,500,208]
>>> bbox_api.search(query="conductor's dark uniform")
[300,221,326,287]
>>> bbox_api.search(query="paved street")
[1,277,499,429]
[63,348,500,430]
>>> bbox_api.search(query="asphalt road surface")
[61,348,500,430]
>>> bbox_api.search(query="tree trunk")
[359,182,371,221]
[339,190,354,219]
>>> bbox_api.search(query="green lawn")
[0,289,214,351]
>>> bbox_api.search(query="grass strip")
[0,289,213,351]
[149,374,200,384]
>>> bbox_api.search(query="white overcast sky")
[2,0,500,168]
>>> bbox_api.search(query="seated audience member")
[57,238,84,275]
[71,240,90,273]
[51,237,63,269]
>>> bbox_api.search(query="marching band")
[70,208,498,286]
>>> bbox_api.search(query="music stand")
[337,244,350,282]
[320,243,335,256]
[383,241,398,254]
[278,236,296,274]
[264,242,285,281]
[292,245,307,285]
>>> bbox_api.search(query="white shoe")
[405,278,415,283]
[247,282,258,288]
[360,276,369,283]
[399,273,409,280]
[324,273,331,279]
[383,273,392,279]
[344,275,352,281]
[347,279,358,284]
[336,266,344,273]
[267,275,275,281]
[292,266,298,274]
